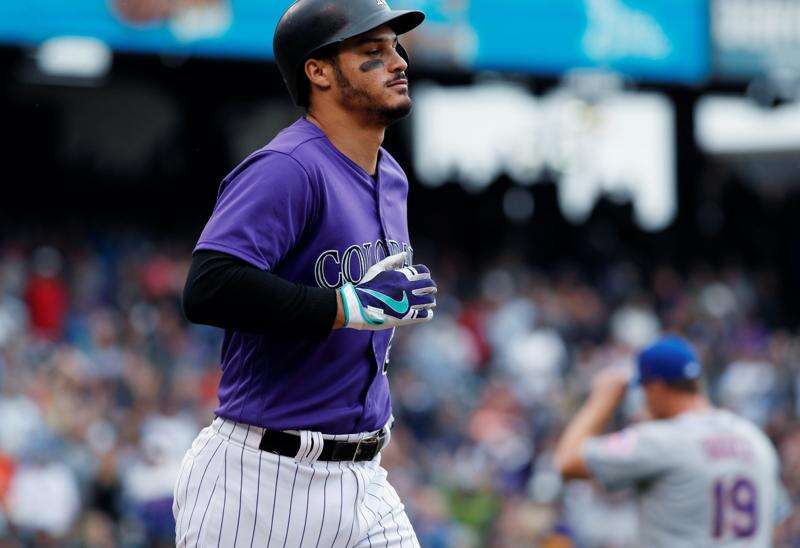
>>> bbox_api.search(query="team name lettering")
[314,239,413,288]
[702,437,754,462]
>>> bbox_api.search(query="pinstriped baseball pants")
[173,417,420,548]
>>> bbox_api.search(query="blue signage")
[0,0,280,59]
[396,0,710,83]
[0,0,710,83]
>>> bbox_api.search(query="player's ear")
[304,57,334,94]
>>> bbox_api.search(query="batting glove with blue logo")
[339,252,437,331]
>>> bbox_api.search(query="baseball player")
[173,1,434,546]
[555,336,789,547]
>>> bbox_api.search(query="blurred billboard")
[696,95,800,190]
[413,82,676,231]
[0,0,710,83]
[696,96,800,155]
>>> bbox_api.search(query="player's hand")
[590,366,631,403]
[338,252,437,331]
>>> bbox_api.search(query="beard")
[332,63,412,126]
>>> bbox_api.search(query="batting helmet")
[274,0,425,107]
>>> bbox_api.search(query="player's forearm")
[554,391,621,479]
[183,250,338,336]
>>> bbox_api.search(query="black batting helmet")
[273,0,425,107]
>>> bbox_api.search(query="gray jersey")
[584,409,788,547]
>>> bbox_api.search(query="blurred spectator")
[718,359,778,427]
[24,247,67,341]
[6,455,81,540]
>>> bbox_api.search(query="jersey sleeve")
[583,424,673,490]
[195,152,316,271]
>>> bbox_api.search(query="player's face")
[331,26,412,125]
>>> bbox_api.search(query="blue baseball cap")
[635,336,702,385]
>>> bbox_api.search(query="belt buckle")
[352,434,380,463]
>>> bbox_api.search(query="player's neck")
[306,110,385,176]
[667,394,712,418]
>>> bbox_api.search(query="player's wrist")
[338,283,385,330]
[333,287,346,330]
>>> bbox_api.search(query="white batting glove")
[338,252,437,331]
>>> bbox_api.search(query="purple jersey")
[195,118,412,434]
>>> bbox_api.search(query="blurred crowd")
[0,234,799,547]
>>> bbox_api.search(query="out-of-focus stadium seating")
[0,234,798,547]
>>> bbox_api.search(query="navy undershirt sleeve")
[182,250,337,338]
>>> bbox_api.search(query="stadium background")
[1,0,800,545]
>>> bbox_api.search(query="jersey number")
[712,477,758,539]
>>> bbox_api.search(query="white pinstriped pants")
[173,417,419,548]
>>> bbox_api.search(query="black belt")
[258,429,387,462]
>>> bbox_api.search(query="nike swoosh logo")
[357,288,410,314]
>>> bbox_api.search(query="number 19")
[712,477,758,539]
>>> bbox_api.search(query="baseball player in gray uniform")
[174,1,435,546]
[555,336,789,547]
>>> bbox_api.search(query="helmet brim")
[383,10,426,35]
[329,9,425,49]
